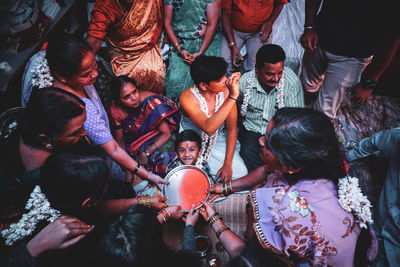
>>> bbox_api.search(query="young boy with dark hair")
[167,130,212,180]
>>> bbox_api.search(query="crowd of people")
[0,0,399,266]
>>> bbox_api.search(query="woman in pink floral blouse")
[209,108,377,266]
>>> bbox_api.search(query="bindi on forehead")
[178,141,198,149]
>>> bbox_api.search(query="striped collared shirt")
[238,68,304,135]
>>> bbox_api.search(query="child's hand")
[185,204,200,226]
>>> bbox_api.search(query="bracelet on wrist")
[137,195,152,208]
[178,46,184,56]
[207,213,222,226]
[216,226,230,239]
[228,95,237,101]
[227,181,232,195]
[132,163,141,175]
[228,41,235,48]
[144,150,151,157]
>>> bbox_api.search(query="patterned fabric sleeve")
[81,98,113,145]
[109,104,124,129]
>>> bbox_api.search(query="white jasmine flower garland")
[240,72,285,117]
[31,50,54,89]
[1,186,61,246]
[191,87,224,167]
[338,176,373,229]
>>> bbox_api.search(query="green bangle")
[132,164,141,175]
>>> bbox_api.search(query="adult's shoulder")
[179,88,193,105]
[283,67,301,86]
[283,67,298,79]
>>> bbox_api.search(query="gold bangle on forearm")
[207,213,222,226]
[216,226,230,239]
[137,195,152,208]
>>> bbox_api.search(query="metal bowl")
[162,165,211,212]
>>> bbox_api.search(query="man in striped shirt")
[237,44,304,172]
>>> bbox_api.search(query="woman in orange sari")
[86,0,165,94]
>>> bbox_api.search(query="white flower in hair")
[1,186,61,246]
[31,50,54,89]
[338,176,373,229]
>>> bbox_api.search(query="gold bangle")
[132,163,141,175]
[137,195,152,208]
[207,213,222,226]
[216,226,230,239]
[228,41,235,48]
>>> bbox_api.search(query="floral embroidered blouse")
[249,171,364,266]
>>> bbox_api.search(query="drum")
[162,165,211,212]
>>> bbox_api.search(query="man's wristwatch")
[360,74,377,91]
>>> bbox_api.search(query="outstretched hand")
[151,196,168,210]
[26,216,93,258]
[166,205,185,220]
[207,184,225,202]
[185,204,200,226]
[199,200,217,222]
[147,173,169,189]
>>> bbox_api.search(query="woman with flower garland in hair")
[0,148,109,266]
[21,33,166,189]
[208,108,377,266]
[0,87,87,209]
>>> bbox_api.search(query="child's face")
[177,141,200,165]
